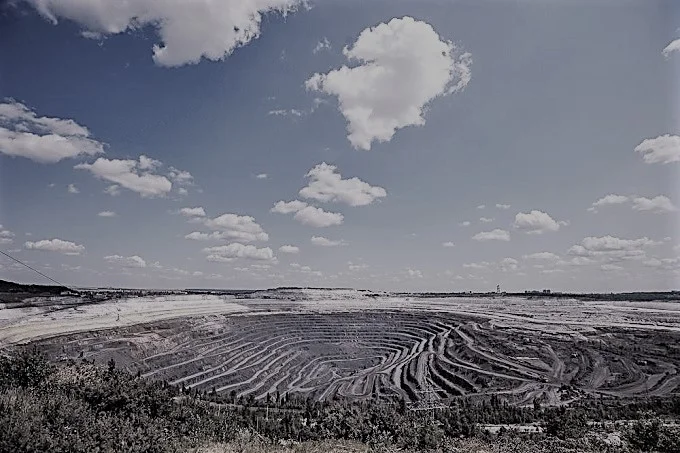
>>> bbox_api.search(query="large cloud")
[294,206,344,227]
[104,254,147,268]
[299,163,386,206]
[25,0,303,67]
[588,194,629,213]
[75,156,175,197]
[471,229,510,242]
[588,194,676,214]
[0,100,103,163]
[306,16,471,150]
[271,200,308,214]
[25,238,85,255]
[631,196,677,214]
[203,243,275,262]
[513,210,564,234]
[182,210,269,244]
[568,235,659,262]
[203,213,269,242]
[577,236,658,252]
[271,199,343,227]
[634,134,680,164]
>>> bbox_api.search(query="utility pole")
[408,354,447,422]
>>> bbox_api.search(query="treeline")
[1,349,680,452]
[405,291,680,302]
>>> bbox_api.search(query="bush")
[627,414,680,452]
[543,408,588,440]
[0,347,53,389]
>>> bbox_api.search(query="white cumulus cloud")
[407,268,423,278]
[523,252,560,261]
[294,206,344,227]
[568,235,659,262]
[279,245,299,254]
[472,229,510,242]
[75,156,173,197]
[25,238,85,255]
[139,155,162,170]
[179,207,206,217]
[588,194,629,213]
[310,236,347,247]
[305,16,471,150]
[185,232,217,241]
[167,166,194,186]
[104,185,121,196]
[634,134,680,164]
[67,184,80,194]
[0,100,104,163]
[442,241,455,248]
[299,162,386,206]
[632,196,677,214]
[663,39,680,58]
[643,257,680,271]
[0,225,15,245]
[271,200,308,214]
[203,243,275,262]
[26,0,303,67]
[203,213,269,242]
[313,37,331,54]
[104,254,147,268]
[513,210,564,234]
[271,199,343,227]
[98,211,116,217]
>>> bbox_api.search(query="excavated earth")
[2,289,680,406]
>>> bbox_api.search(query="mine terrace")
[2,281,679,408]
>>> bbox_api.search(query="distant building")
[525,289,552,295]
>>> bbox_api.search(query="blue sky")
[0,0,679,291]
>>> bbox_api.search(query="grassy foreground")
[1,347,679,453]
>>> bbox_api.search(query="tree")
[544,408,588,439]
[627,414,662,452]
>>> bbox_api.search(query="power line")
[0,249,140,330]
[0,249,76,292]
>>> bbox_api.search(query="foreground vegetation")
[1,348,679,452]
